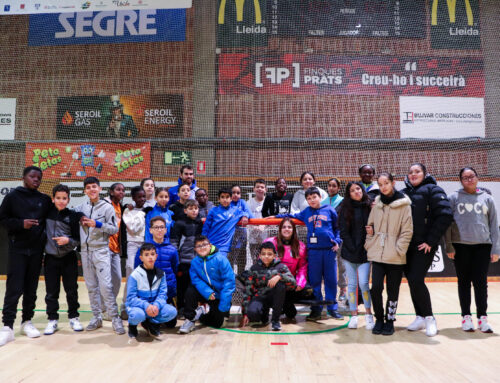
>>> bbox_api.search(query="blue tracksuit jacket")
[201,204,249,253]
[278,204,342,249]
[145,204,174,244]
[190,246,235,313]
[135,239,178,299]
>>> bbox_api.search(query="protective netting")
[0,1,497,194]
[0,2,498,234]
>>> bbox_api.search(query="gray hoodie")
[75,197,119,251]
[446,189,500,255]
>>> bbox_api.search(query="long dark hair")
[276,218,300,259]
[341,181,371,229]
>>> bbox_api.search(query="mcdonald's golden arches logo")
[431,0,474,26]
[219,0,262,24]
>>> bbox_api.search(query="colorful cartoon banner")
[218,54,484,97]
[56,94,183,139]
[25,142,151,180]
[29,9,186,46]
[400,96,485,138]
[430,0,480,50]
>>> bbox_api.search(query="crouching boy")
[126,243,177,338]
[240,242,296,331]
[178,236,235,334]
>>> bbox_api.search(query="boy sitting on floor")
[240,242,296,331]
[126,243,177,338]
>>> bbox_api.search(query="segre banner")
[28,9,186,45]
[25,142,151,180]
[400,96,485,139]
[56,94,183,139]
[1,1,192,15]
[430,0,480,50]
[218,54,484,97]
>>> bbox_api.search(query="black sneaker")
[261,310,270,325]
[147,321,161,337]
[372,320,384,335]
[327,310,344,320]
[271,321,282,331]
[128,324,138,339]
[306,311,322,321]
[382,320,395,336]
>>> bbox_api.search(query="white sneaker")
[478,316,493,333]
[462,315,475,332]
[347,315,358,329]
[193,304,209,321]
[365,314,375,331]
[21,320,41,338]
[69,317,84,332]
[425,316,437,337]
[0,326,15,346]
[44,320,58,335]
[407,316,425,331]
[178,320,195,334]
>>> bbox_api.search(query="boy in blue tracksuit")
[126,243,178,338]
[135,216,178,305]
[201,188,249,257]
[277,187,343,320]
[178,236,235,334]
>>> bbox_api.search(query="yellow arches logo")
[218,0,262,24]
[431,0,474,26]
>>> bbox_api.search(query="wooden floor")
[0,281,499,383]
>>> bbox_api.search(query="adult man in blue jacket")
[168,165,199,206]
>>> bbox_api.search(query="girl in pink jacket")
[264,218,310,320]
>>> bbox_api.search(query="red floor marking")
[270,342,288,345]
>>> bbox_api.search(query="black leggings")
[371,262,404,322]
[183,285,227,328]
[405,245,436,317]
[176,263,191,310]
[453,243,491,318]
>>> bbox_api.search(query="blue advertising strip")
[28,8,186,46]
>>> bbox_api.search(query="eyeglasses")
[461,176,477,182]
[195,243,210,249]
[151,226,166,230]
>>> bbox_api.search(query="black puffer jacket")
[402,175,453,247]
[339,200,370,264]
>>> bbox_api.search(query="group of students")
[0,162,498,346]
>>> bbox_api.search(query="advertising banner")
[29,9,186,46]
[56,94,183,139]
[430,0,480,49]
[2,1,191,15]
[400,96,485,138]
[0,98,16,140]
[218,54,484,97]
[269,0,425,38]
[25,142,151,180]
[217,0,268,47]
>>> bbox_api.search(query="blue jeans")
[308,248,338,312]
[127,303,177,325]
[343,260,372,312]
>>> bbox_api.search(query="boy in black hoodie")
[0,166,51,347]
[43,184,84,335]
[239,242,296,331]
[170,199,203,314]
